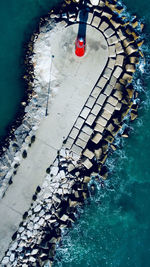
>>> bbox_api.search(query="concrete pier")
[0,0,143,265]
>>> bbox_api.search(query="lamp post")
[45,55,54,116]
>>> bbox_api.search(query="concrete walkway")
[0,24,108,260]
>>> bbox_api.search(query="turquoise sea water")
[0,0,60,140]
[0,1,150,267]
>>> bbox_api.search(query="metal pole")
[45,55,54,116]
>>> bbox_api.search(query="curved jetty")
[0,0,144,266]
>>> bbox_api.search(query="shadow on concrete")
[77,1,89,42]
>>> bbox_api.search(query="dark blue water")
[0,0,61,139]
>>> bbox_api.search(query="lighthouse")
[75,37,86,57]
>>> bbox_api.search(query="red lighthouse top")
[75,37,86,57]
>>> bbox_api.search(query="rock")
[130,111,138,121]
[90,0,99,5]
[68,164,75,172]
[34,204,41,213]
[50,166,59,176]
[31,249,38,255]
[29,256,36,263]
[2,257,9,265]
[38,218,45,226]
[60,214,69,222]
[111,144,116,151]
[83,176,91,183]
[69,199,78,207]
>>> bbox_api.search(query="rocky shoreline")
[0,0,144,266]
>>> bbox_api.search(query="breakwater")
[0,0,144,266]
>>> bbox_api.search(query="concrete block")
[113,89,123,100]
[115,55,124,67]
[103,67,112,80]
[113,66,123,79]
[78,131,90,142]
[107,96,118,106]
[69,127,79,139]
[92,16,101,27]
[92,132,103,144]
[108,35,118,45]
[96,94,107,105]
[125,64,136,73]
[96,116,108,127]
[97,76,108,88]
[91,103,101,116]
[101,109,112,120]
[109,75,117,87]
[80,107,91,119]
[87,12,93,24]
[110,19,120,29]
[75,117,85,130]
[86,96,96,108]
[82,158,93,170]
[76,138,87,149]
[71,144,82,156]
[104,27,115,38]
[99,21,109,32]
[115,102,122,111]
[82,125,93,136]
[64,137,74,149]
[122,73,133,83]
[108,45,116,57]
[94,123,105,133]
[104,84,113,96]
[115,42,124,54]
[117,28,126,40]
[107,123,115,133]
[86,113,96,126]
[107,58,115,69]
[91,86,102,98]
[104,103,115,114]
[83,148,95,160]
[99,0,105,7]
[101,11,112,19]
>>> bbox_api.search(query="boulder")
[90,0,99,5]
